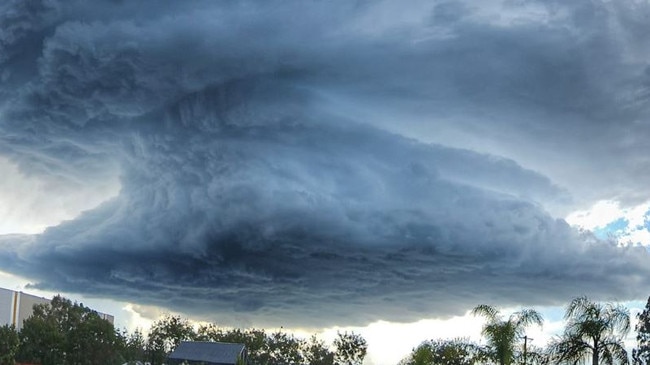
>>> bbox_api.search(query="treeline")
[4,294,650,365]
[399,296,650,365]
[0,295,367,365]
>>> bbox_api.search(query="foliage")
[266,330,305,364]
[117,328,147,363]
[304,335,335,365]
[550,296,629,365]
[522,345,551,365]
[401,338,485,365]
[633,296,650,365]
[196,325,270,364]
[147,314,196,365]
[195,324,365,365]
[125,323,324,365]
[334,331,368,365]
[16,295,119,365]
[0,324,19,365]
[472,304,543,365]
[16,300,65,365]
[3,293,372,365]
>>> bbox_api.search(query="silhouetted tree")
[116,327,147,363]
[551,296,629,365]
[472,305,543,365]
[147,314,196,365]
[194,323,366,365]
[401,338,485,365]
[633,297,650,365]
[304,335,335,365]
[522,345,551,365]
[334,331,368,365]
[196,325,270,364]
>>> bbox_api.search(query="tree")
[147,314,196,365]
[196,325,270,364]
[551,296,630,365]
[264,330,306,365]
[188,320,368,365]
[522,345,551,365]
[16,295,119,365]
[116,328,147,363]
[633,296,650,365]
[304,335,335,365]
[334,331,368,365]
[0,324,19,365]
[402,338,485,365]
[199,325,309,365]
[410,343,435,365]
[472,304,544,365]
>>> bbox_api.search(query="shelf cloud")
[1,0,649,327]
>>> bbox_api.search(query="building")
[167,341,248,365]
[0,287,114,330]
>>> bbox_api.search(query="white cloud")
[566,200,650,246]
[566,200,628,230]
[0,156,119,234]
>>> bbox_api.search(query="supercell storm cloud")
[1,0,650,327]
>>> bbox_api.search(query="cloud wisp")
[1,0,649,327]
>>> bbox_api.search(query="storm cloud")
[1,0,650,327]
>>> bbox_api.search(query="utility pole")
[523,335,533,365]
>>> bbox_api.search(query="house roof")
[168,341,245,364]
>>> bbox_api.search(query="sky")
[1,0,650,363]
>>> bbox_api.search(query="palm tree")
[551,296,630,365]
[472,305,544,365]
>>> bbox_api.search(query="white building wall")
[0,288,14,326]
[16,291,50,330]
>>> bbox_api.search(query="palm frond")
[598,340,628,365]
[550,336,592,365]
[472,305,500,322]
[566,296,595,321]
[604,304,630,338]
[514,309,544,329]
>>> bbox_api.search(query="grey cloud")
[2,85,648,326]
[0,0,649,327]
[314,0,650,208]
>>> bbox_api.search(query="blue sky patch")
[593,218,629,239]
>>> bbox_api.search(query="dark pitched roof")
[168,341,245,365]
